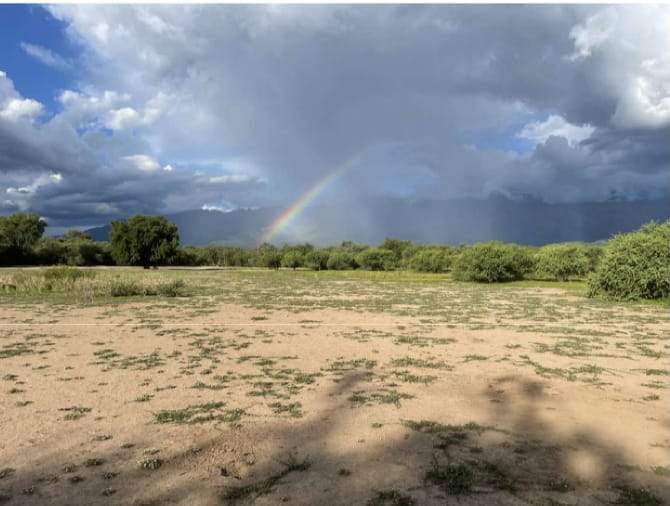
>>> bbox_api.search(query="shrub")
[304,250,330,271]
[155,279,186,297]
[452,242,533,282]
[109,280,142,297]
[588,220,670,300]
[355,248,397,271]
[584,245,604,273]
[281,251,304,270]
[109,279,185,297]
[326,251,357,270]
[534,243,591,281]
[43,266,97,282]
[380,238,413,262]
[407,248,453,273]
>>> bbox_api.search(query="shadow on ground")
[1,372,668,505]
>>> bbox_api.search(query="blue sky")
[0,5,668,237]
[0,5,78,114]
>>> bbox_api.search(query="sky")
[0,5,669,235]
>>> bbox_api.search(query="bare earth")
[0,270,668,505]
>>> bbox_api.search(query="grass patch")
[366,489,416,506]
[268,401,303,418]
[402,419,491,435]
[154,402,244,425]
[390,357,452,370]
[349,389,414,408]
[616,486,662,505]
[59,406,91,421]
[425,462,474,495]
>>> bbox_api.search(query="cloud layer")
[1,5,668,232]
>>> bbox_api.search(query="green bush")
[534,243,592,281]
[584,245,604,273]
[281,251,304,270]
[355,248,397,271]
[43,266,97,282]
[588,220,670,300]
[109,279,185,297]
[452,242,533,283]
[109,280,142,297]
[155,279,186,297]
[326,250,357,270]
[304,250,330,271]
[407,248,453,273]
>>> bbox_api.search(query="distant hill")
[85,208,277,245]
[85,197,670,246]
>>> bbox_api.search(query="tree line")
[1,212,668,300]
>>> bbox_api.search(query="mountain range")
[85,197,670,246]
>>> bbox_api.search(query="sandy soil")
[0,284,668,505]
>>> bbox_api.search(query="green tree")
[110,215,179,268]
[257,243,281,269]
[0,212,46,265]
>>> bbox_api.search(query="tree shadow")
[1,371,668,505]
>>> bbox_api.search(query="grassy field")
[0,267,668,505]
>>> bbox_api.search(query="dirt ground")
[0,270,668,505]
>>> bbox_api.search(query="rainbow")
[259,156,360,245]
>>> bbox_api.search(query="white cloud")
[518,115,594,146]
[568,9,616,61]
[122,154,160,172]
[568,5,670,129]
[201,203,233,212]
[105,107,141,130]
[162,164,174,172]
[0,98,43,121]
[20,42,72,72]
[94,202,119,214]
[6,172,63,196]
[208,174,258,184]
[612,67,670,129]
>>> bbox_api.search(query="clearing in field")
[0,268,668,505]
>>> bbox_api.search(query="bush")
[534,243,592,281]
[588,220,670,300]
[452,242,533,283]
[109,279,185,297]
[109,280,142,297]
[326,250,357,270]
[281,251,304,270]
[304,250,330,271]
[43,266,97,282]
[155,279,186,297]
[407,248,453,273]
[355,248,397,271]
[380,238,412,262]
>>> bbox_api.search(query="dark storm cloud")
[0,5,668,232]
